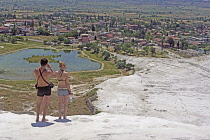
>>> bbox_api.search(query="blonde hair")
[59,61,66,68]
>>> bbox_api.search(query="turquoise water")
[0,49,100,80]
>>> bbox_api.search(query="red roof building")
[81,34,89,43]
[153,38,162,43]
[104,33,114,38]
[156,33,162,36]
[59,29,69,34]
[191,42,201,46]
[128,24,138,30]
[0,26,9,33]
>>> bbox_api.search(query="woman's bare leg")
[58,95,64,119]
[63,95,69,119]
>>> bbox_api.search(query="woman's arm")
[65,73,73,95]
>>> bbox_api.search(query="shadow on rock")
[31,122,55,127]
[54,119,71,123]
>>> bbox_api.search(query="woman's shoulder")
[54,71,59,76]
[63,71,69,76]
[55,70,62,73]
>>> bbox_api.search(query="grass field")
[24,36,58,41]
[0,41,44,55]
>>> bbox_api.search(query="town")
[0,12,210,58]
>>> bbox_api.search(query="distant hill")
[0,0,209,9]
[0,0,209,17]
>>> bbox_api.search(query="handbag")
[49,82,54,88]
[35,84,38,89]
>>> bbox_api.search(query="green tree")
[64,39,71,45]
[39,20,42,26]
[125,63,134,71]
[204,46,210,54]
[24,20,27,26]
[30,20,34,27]
[85,43,92,51]
[91,24,96,31]
[139,51,146,56]
[13,14,16,19]
[131,38,135,45]
[121,44,129,53]
[10,37,17,44]
[0,36,4,42]
[161,35,165,51]
[11,27,17,35]
[64,31,78,38]
[126,48,134,55]
[93,46,100,54]
[102,51,111,61]
[143,46,150,55]
[43,40,48,45]
[116,59,126,69]
[91,43,100,54]
[177,41,180,49]
[114,45,121,52]
[15,36,24,41]
[150,47,156,56]
[37,27,50,36]
[57,41,61,45]
[58,35,64,41]
[105,44,109,50]
[145,34,153,41]
[78,45,84,50]
[125,44,132,48]
[181,40,189,50]
[52,39,58,43]
[168,38,175,47]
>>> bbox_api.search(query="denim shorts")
[57,89,70,96]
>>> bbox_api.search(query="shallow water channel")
[0,49,100,80]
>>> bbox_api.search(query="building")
[59,29,69,34]
[4,19,36,26]
[80,34,89,44]
[100,41,111,47]
[67,37,75,44]
[0,26,9,34]
[128,25,138,30]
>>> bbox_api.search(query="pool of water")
[0,49,100,80]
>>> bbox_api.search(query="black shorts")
[37,86,51,97]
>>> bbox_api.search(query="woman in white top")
[55,61,73,119]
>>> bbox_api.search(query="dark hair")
[40,58,48,66]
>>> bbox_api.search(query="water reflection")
[63,50,72,53]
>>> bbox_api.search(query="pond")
[0,49,100,80]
